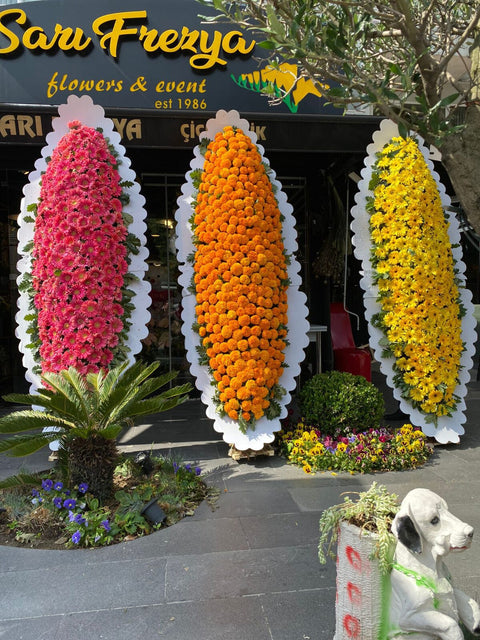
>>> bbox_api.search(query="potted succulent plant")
[318,482,399,640]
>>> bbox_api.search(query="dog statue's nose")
[466,525,474,539]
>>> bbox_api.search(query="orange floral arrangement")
[190,125,289,433]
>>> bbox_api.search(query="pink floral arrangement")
[27,121,132,375]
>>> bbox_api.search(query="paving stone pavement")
[1,364,480,639]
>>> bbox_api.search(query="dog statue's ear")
[395,515,422,554]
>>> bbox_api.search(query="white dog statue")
[389,488,480,639]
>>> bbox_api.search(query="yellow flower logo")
[231,63,329,113]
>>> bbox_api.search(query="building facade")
[1,0,475,394]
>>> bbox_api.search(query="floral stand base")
[227,444,275,461]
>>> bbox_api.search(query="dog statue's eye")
[430,516,440,525]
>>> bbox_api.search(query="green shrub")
[298,371,384,436]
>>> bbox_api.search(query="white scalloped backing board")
[17,95,151,393]
[175,110,309,450]
[350,119,476,443]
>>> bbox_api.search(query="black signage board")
[0,104,381,152]
[0,0,342,117]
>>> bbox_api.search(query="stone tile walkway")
[1,365,480,639]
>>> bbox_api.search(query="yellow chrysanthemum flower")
[369,136,463,422]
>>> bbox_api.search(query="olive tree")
[199,1,480,229]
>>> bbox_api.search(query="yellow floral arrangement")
[279,421,432,474]
[367,136,464,423]
[189,125,289,433]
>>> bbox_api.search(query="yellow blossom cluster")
[369,136,463,418]
[280,422,431,474]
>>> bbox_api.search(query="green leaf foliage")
[195,0,478,149]
[0,472,43,490]
[0,361,192,457]
[318,482,398,575]
[0,432,60,456]
[298,371,384,436]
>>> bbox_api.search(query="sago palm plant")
[0,361,192,500]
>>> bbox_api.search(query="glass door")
[140,173,191,386]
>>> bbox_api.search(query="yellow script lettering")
[0,9,26,54]
[92,11,147,58]
[155,79,206,94]
[57,26,91,52]
[0,9,256,68]
[139,26,180,53]
[222,30,255,56]
[22,23,91,52]
[0,11,91,54]
[190,31,224,70]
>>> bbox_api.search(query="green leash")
[391,563,440,609]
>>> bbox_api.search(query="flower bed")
[0,456,212,549]
[279,420,433,474]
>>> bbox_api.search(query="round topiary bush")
[298,371,384,436]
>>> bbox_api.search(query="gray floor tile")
[0,597,273,640]
[1,557,167,619]
[240,512,322,549]
[165,546,335,602]
[261,588,336,640]
[197,485,301,519]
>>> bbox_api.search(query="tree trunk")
[66,435,119,502]
[440,33,480,231]
[440,105,480,232]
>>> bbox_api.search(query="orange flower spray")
[191,126,289,432]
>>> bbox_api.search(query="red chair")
[330,303,371,381]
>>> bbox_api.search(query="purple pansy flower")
[71,530,82,544]
[41,479,53,491]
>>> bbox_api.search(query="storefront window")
[140,174,190,386]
